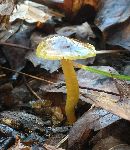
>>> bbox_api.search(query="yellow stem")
[61,59,79,124]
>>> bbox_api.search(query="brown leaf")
[10,1,63,23]
[92,136,130,150]
[44,144,65,150]
[91,120,130,146]
[68,107,120,149]
[91,120,130,149]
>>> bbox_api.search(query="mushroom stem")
[61,59,79,124]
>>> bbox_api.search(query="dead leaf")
[56,26,77,37]
[0,111,45,132]
[10,1,51,23]
[10,1,63,23]
[0,21,21,42]
[26,52,60,73]
[68,107,120,149]
[56,22,95,39]
[2,25,34,72]
[91,120,130,149]
[106,20,130,50]
[95,0,130,50]
[92,136,130,150]
[44,144,65,150]
[0,0,15,30]
[95,0,130,31]
[40,66,130,121]
[77,68,130,121]
[0,0,14,16]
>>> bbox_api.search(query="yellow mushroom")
[36,35,96,124]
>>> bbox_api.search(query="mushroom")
[36,35,96,124]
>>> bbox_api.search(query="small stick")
[96,49,128,54]
[0,42,34,51]
[24,76,42,100]
[80,86,120,96]
[0,66,55,84]
[56,135,69,148]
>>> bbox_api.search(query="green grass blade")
[76,63,130,81]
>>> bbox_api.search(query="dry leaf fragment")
[44,144,65,150]
[95,0,130,31]
[0,0,14,15]
[68,107,120,149]
[0,0,15,30]
[106,20,130,50]
[91,120,130,149]
[10,1,63,23]
[95,0,130,50]
[10,1,51,23]
[56,22,95,39]
[92,136,130,150]
[26,52,60,73]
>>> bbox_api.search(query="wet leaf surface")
[1,25,34,72]
[68,107,120,149]
[56,22,95,39]
[95,0,130,31]
[95,0,130,50]
[106,20,130,50]
[91,120,130,150]
[0,111,46,132]
[92,136,130,150]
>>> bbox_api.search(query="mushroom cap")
[36,35,96,60]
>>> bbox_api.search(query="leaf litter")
[0,0,130,149]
